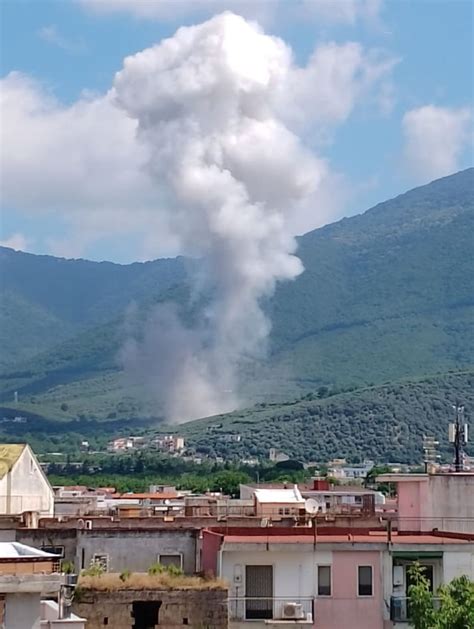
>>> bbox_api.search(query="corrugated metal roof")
[0,444,25,480]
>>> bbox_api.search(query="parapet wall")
[73,588,228,629]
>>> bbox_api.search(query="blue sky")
[1,0,473,263]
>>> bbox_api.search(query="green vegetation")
[178,370,474,463]
[3,370,473,465]
[408,563,474,629]
[0,169,472,420]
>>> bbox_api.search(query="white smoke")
[114,13,324,422]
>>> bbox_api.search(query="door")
[245,565,273,620]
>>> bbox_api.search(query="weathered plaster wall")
[73,588,228,629]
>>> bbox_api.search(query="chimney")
[313,478,330,491]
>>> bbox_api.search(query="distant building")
[328,459,374,480]
[0,444,54,517]
[253,486,305,518]
[152,435,185,453]
[268,448,290,463]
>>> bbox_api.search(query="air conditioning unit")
[282,602,304,620]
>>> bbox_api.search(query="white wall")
[0,447,54,516]
[222,549,333,600]
[443,550,474,581]
[5,592,42,629]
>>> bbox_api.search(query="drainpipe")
[218,544,223,578]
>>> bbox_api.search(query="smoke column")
[115,13,322,422]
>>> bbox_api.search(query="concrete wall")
[17,529,78,567]
[443,550,474,581]
[76,529,198,574]
[0,447,54,517]
[4,592,42,629]
[73,588,227,629]
[398,475,474,533]
[222,549,315,600]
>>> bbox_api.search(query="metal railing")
[228,597,314,622]
[390,596,441,622]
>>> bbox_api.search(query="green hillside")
[1,371,471,464]
[178,370,474,463]
[0,168,473,417]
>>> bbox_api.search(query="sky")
[1,0,473,263]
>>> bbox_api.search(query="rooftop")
[111,492,179,500]
[78,573,225,591]
[254,486,304,504]
[221,531,471,546]
[0,542,59,559]
[0,444,25,479]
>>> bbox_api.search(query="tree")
[436,575,474,629]
[408,563,474,629]
[408,563,437,629]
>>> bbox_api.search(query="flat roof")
[0,542,59,559]
[222,532,470,545]
[254,488,304,504]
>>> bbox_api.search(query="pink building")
[202,526,474,629]
[377,472,474,533]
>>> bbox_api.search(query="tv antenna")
[449,404,468,472]
[422,435,440,472]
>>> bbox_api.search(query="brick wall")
[73,588,228,628]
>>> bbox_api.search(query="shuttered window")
[245,565,273,620]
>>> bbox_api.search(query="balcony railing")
[390,596,441,622]
[228,597,314,622]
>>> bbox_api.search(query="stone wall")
[73,588,228,629]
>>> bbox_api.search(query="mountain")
[0,168,473,419]
[177,370,474,463]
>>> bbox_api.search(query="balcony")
[228,597,314,623]
[390,597,441,623]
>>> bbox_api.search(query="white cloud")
[78,0,384,26]
[402,105,472,181]
[0,233,29,251]
[300,0,383,25]
[38,25,87,54]
[0,15,396,260]
[78,0,275,23]
[284,42,398,131]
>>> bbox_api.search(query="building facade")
[0,445,54,517]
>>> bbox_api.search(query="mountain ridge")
[1,168,473,418]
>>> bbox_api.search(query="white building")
[0,542,86,629]
[252,486,305,519]
[203,527,474,629]
[0,444,54,517]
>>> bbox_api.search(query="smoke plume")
[114,13,323,422]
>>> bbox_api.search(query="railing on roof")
[227,597,314,622]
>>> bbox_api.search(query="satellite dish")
[305,499,319,515]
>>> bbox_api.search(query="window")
[41,545,65,558]
[245,565,273,620]
[358,565,373,596]
[93,554,109,572]
[317,565,331,596]
[158,554,182,569]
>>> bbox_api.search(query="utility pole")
[449,404,468,472]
